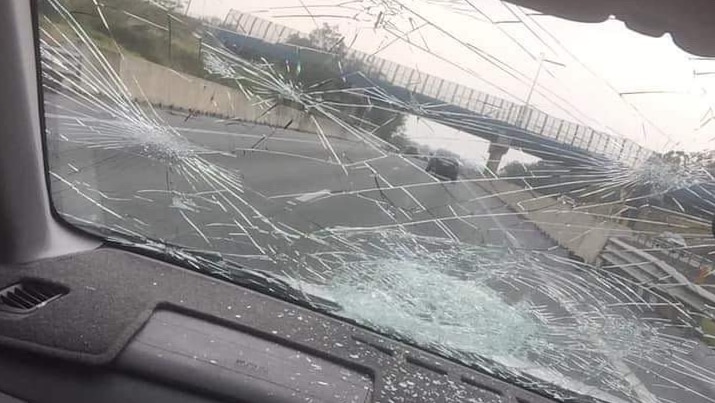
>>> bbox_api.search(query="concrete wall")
[117,55,355,138]
[483,179,631,263]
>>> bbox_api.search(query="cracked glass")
[39,0,715,402]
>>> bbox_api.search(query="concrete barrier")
[117,55,356,138]
[483,179,630,263]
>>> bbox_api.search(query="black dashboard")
[0,248,558,403]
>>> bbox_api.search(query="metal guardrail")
[604,238,715,298]
[222,10,652,166]
[632,232,715,284]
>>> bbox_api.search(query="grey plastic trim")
[0,0,99,264]
[117,310,373,403]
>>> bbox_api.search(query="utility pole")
[167,14,173,66]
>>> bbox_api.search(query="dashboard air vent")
[0,280,67,314]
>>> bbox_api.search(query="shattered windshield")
[39,0,715,401]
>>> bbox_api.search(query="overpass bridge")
[215,10,652,171]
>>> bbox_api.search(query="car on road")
[426,156,460,181]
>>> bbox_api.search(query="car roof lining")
[505,0,715,57]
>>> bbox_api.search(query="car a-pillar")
[485,136,510,176]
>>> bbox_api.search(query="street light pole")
[517,54,565,127]
[167,14,173,65]
[525,53,545,109]
[193,32,202,68]
[516,55,543,127]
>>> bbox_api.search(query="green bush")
[703,317,715,347]
[42,0,203,76]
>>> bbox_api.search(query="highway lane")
[45,97,558,260]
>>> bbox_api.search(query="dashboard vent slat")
[16,288,43,304]
[0,281,67,314]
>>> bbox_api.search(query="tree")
[500,159,600,200]
[152,0,187,13]
[220,23,405,142]
[287,24,346,56]
[283,25,405,141]
[500,161,529,178]
[201,16,224,27]
[42,0,204,76]
[283,24,355,92]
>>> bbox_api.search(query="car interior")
[1,0,714,402]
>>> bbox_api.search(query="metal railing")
[223,10,652,165]
[632,232,715,284]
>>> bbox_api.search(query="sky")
[186,0,715,161]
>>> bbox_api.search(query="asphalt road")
[45,96,558,262]
[42,93,715,403]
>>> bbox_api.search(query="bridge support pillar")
[485,139,510,176]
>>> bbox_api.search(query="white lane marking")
[295,189,331,203]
